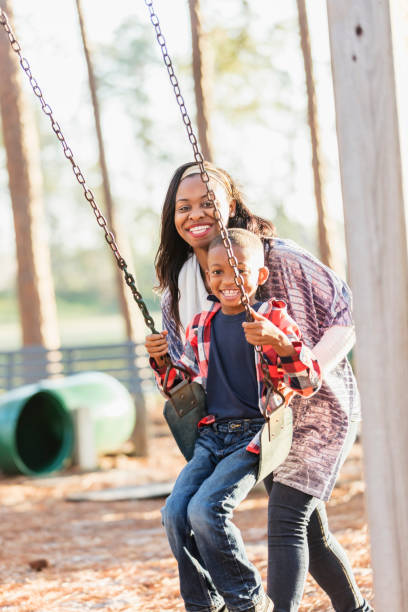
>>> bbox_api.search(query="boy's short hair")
[208,228,264,263]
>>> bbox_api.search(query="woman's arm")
[263,238,354,347]
[161,288,184,362]
[150,303,202,392]
[311,325,355,375]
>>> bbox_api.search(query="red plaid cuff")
[149,358,179,389]
[149,357,167,375]
[246,440,260,455]
[279,341,310,373]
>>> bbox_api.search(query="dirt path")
[0,414,373,611]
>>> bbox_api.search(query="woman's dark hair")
[155,161,276,332]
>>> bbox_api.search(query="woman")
[152,161,372,611]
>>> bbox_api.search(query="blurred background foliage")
[0,0,343,348]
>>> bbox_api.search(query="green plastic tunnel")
[0,372,136,476]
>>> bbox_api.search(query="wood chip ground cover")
[0,409,374,611]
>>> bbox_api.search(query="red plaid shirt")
[151,298,321,453]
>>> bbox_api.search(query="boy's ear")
[205,269,211,284]
[257,266,269,286]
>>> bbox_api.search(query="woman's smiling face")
[174,174,235,251]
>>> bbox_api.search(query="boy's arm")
[265,302,321,397]
[149,319,201,392]
[243,302,321,398]
[277,343,321,397]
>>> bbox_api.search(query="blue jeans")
[265,423,373,612]
[161,420,265,612]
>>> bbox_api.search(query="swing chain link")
[0,5,282,403]
[144,0,282,406]
[0,8,159,336]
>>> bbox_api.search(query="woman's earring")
[229,211,235,218]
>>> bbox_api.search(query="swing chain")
[0,5,283,402]
[144,1,252,325]
[0,8,158,336]
[144,0,282,405]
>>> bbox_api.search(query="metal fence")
[0,342,155,395]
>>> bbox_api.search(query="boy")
[146,229,321,612]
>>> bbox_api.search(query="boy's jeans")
[161,420,265,612]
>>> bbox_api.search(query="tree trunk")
[75,0,148,456]
[297,0,336,270]
[188,0,214,162]
[75,0,144,344]
[0,0,60,350]
[327,1,408,609]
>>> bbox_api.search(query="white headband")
[180,164,232,193]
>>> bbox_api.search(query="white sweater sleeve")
[312,325,355,375]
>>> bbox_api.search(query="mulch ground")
[0,404,374,611]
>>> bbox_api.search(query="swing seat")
[163,378,207,462]
[256,404,293,483]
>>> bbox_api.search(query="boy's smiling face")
[206,244,269,315]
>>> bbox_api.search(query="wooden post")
[296,0,336,271]
[188,0,214,162]
[131,393,149,457]
[0,0,60,352]
[326,2,408,609]
[73,405,98,471]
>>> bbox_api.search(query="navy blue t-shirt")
[206,303,263,420]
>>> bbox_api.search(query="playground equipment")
[0,371,136,475]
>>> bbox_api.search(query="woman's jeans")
[264,422,373,612]
[161,420,264,612]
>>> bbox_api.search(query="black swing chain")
[0,8,158,336]
[144,0,284,409]
[0,5,283,409]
